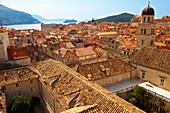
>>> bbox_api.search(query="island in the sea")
[64,19,77,23]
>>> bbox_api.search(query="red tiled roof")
[130,47,170,74]
[78,60,135,81]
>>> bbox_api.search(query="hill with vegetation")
[95,13,135,22]
[64,19,77,23]
[0,4,40,26]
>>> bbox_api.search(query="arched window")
[144,29,146,34]
[141,29,143,34]
[142,40,144,45]
[144,17,146,22]
[148,17,150,22]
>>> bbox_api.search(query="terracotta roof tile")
[130,47,170,74]
[34,59,144,113]
[75,47,97,57]
[78,60,135,81]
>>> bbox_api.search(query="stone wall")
[39,80,63,113]
[135,64,170,91]
[94,70,136,86]
[80,57,107,65]
[13,57,31,66]
[4,78,39,106]
[0,44,5,60]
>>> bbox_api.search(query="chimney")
[87,74,92,81]
[73,49,76,55]
[100,65,105,72]
[106,68,110,76]
[4,74,7,81]
[58,49,61,55]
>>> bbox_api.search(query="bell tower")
[137,2,156,49]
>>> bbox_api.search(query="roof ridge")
[130,48,142,62]
[56,61,131,112]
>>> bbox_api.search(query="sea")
[4,23,42,30]
[3,21,65,31]
[3,20,84,31]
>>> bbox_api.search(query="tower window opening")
[141,29,143,34]
[148,17,150,22]
[144,29,146,34]
[142,40,144,45]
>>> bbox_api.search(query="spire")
[92,17,95,22]
[148,1,150,7]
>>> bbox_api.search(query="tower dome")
[142,2,155,16]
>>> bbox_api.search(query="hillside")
[0,4,40,26]
[95,13,135,22]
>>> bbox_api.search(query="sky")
[0,0,169,20]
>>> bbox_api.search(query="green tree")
[156,98,165,107]
[11,96,32,113]
[129,97,137,105]
[144,92,152,100]
[134,86,146,97]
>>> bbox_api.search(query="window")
[144,17,146,22]
[18,91,20,95]
[16,83,19,87]
[67,59,69,63]
[31,88,33,92]
[30,79,33,84]
[141,29,143,34]
[144,29,146,34]
[151,29,155,34]
[142,40,144,45]
[1,86,6,92]
[141,71,146,79]
[148,17,150,22]
[28,40,31,43]
[150,40,154,46]
[160,79,164,86]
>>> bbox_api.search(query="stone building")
[53,48,78,65]
[137,2,156,49]
[129,47,170,91]
[34,59,144,113]
[75,47,98,62]
[0,68,39,106]
[130,16,141,27]
[77,59,136,86]
[155,16,170,27]
[0,59,145,113]
[7,46,31,66]
[0,32,9,61]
